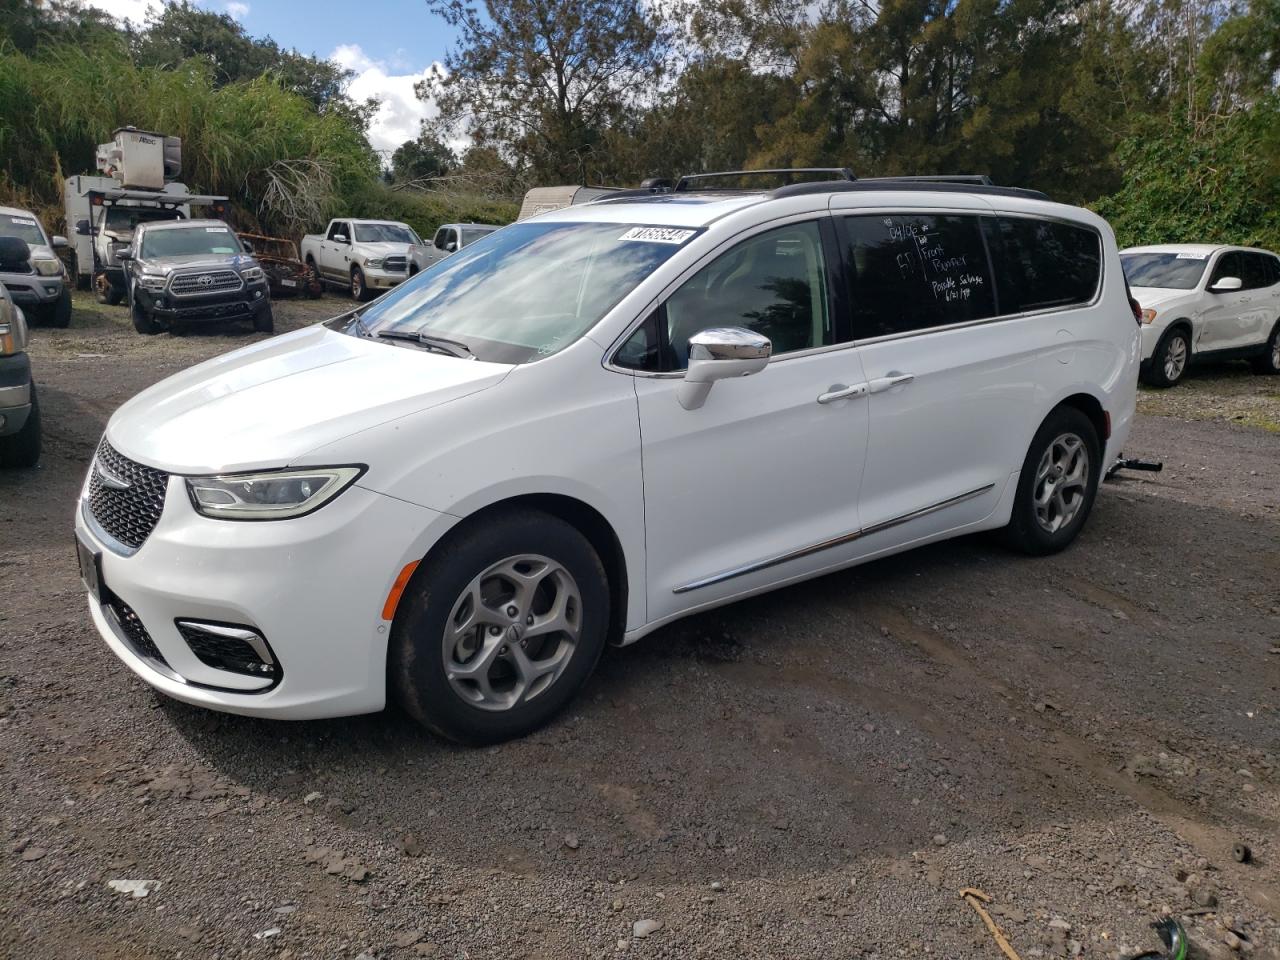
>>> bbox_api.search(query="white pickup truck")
[408,222,500,274]
[300,218,421,301]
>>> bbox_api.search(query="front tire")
[1250,323,1280,375]
[253,302,275,333]
[1002,406,1101,556]
[391,509,610,745]
[0,381,41,469]
[47,287,72,328]
[1141,327,1190,388]
[130,287,162,335]
[96,275,124,306]
[351,266,371,302]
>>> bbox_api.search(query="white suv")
[1122,244,1280,387]
[75,176,1139,743]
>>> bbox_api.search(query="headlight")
[139,272,168,291]
[242,265,265,282]
[32,257,62,277]
[1140,308,1157,325]
[365,257,385,268]
[186,466,364,520]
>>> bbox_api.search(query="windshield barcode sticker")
[1175,252,1208,259]
[619,227,697,245]
[9,217,36,226]
[207,227,227,233]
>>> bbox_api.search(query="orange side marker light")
[381,561,420,621]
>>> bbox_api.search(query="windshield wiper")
[376,329,474,359]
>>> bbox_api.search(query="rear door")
[1240,253,1279,347]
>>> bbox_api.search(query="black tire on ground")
[97,278,124,306]
[351,266,372,302]
[1141,327,1191,388]
[390,508,610,745]
[0,381,41,469]
[1001,405,1102,556]
[253,302,275,333]
[130,288,162,335]
[1249,323,1280,375]
[49,286,72,328]
[408,265,419,277]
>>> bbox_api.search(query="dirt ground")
[1,291,1278,960]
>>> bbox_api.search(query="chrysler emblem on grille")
[197,274,214,286]
[95,460,132,491]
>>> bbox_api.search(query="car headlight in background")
[32,256,63,277]
[1140,308,1157,325]
[365,257,385,269]
[138,271,168,291]
[186,466,364,520]
[242,265,265,282]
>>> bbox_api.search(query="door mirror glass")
[333,234,349,244]
[117,250,134,262]
[445,241,457,252]
[1210,275,1242,292]
[677,327,771,410]
[52,235,68,248]
[241,239,254,253]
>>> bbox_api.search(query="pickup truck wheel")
[96,276,123,306]
[1002,406,1100,556]
[1249,323,1280,375]
[390,509,610,745]
[351,266,372,302]
[0,380,41,469]
[48,287,72,328]
[253,303,275,333]
[130,289,162,335]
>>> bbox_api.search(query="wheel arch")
[393,492,630,647]
[1056,392,1109,449]
[1160,317,1194,350]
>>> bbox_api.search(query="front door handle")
[868,372,916,394]
[817,383,868,404]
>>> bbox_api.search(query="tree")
[420,0,669,181]
[388,131,458,183]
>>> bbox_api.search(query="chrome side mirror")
[1209,276,1242,292]
[677,326,772,410]
[52,235,68,248]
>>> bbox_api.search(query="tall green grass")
[0,38,516,238]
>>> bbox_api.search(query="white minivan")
[75,175,1140,743]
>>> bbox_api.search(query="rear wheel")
[0,381,41,469]
[1250,324,1280,375]
[1141,327,1190,388]
[1002,405,1101,556]
[391,509,610,745]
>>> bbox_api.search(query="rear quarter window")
[985,217,1101,313]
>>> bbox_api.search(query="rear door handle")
[817,383,868,404]
[867,372,916,394]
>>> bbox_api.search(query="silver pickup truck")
[0,270,40,468]
[1,206,71,327]
[300,218,421,301]
[408,222,500,274]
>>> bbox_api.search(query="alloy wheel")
[1164,336,1188,382]
[442,554,582,711]
[1033,432,1090,534]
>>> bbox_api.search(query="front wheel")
[47,287,72,328]
[391,509,610,745]
[253,302,275,333]
[1141,328,1190,388]
[1250,324,1280,375]
[351,266,372,302]
[130,288,162,335]
[96,275,123,306]
[1002,406,1101,556]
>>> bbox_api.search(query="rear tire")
[0,381,41,469]
[391,509,610,745]
[1250,324,1280,375]
[1141,327,1190,388]
[1002,405,1101,556]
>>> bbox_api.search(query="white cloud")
[225,1,249,19]
[330,44,442,157]
[81,0,159,27]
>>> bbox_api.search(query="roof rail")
[674,168,856,192]
[857,174,993,186]
[771,180,1051,202]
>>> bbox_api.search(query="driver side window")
[617,221,833,372]
[1210,251,1242,287]
[327,221,348,242]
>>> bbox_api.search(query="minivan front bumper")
[75,463,457,719]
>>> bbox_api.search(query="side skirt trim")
[671,482,996,594]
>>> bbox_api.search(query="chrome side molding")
[672,482,996,594]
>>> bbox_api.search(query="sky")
[82,0,461,156]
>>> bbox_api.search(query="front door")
[625,218,870,623]
[1199,251,1254,351]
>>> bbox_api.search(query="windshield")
[105,207,180,236]
[1121,252,1210,290]
[141,225,240,258]
[1,213,47,246]
[461,227,495,246]
[345,221,698,363]
[354,222,419,244]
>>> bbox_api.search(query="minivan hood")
[107,325,511,474]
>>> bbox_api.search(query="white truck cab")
[301,219,421,301]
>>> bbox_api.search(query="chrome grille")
[87,439,168,551]
[169,269,242,296]
[382,256,408,272]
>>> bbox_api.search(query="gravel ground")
[1,292,1278,960]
